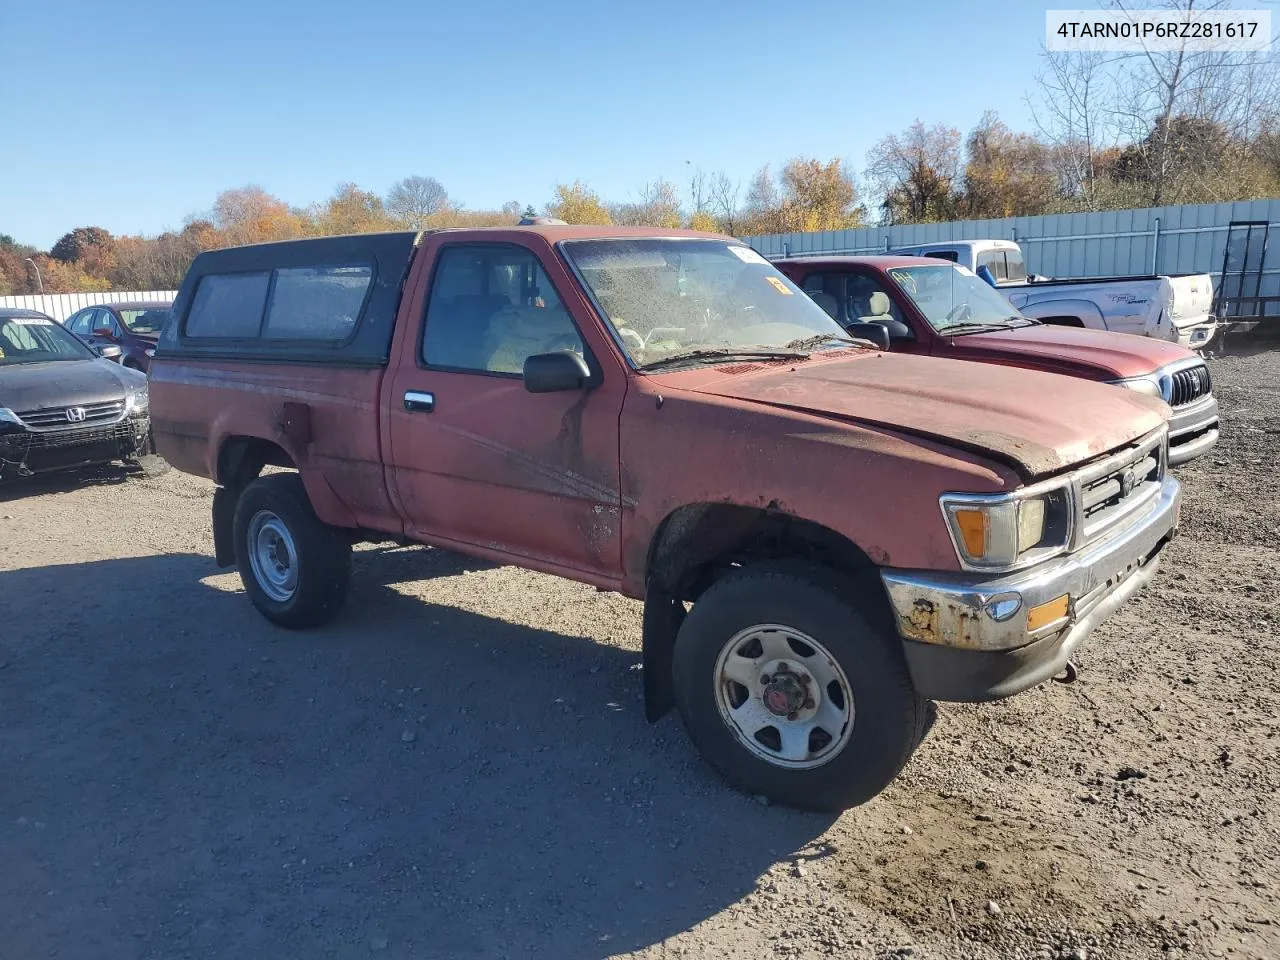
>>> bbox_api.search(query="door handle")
[404,390,435,413]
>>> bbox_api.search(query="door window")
[68,310,93,337]
[977,249,1008,280]
[421,244,584,375]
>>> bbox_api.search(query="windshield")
[886,263,1029,333]
[562,238,850,368]
[118,308,170,335]
[0,315,95,365]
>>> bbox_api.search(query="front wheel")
[672,562,926,812]
[232,473,351,628]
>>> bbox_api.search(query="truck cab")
[150,227,1182,811]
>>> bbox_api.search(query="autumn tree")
[50,226,113,263]
[0,234,39,294]
[385,175,450,228]
[212,186,306,245]
[866,122,962,224]
[962,111,1057,218]
[742,159,863,234]
[314,183,391,236]
[546,182,612,225]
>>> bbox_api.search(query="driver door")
[384,237,627,580]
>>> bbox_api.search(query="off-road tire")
[233,473,351,628]
[672,561,925,812]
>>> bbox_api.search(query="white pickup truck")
[889,239,1217,350]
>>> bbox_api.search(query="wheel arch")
[639,502,886,722]
[211,435,356,567]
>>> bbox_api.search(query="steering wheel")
[615,326,646,353]
[943,302,972,326]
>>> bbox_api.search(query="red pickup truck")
[150,226,1181,810]
[774,256,1219,466]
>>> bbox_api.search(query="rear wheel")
[233,473,350,628]
[672,562,925,812]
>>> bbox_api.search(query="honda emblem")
[65,406,86,423]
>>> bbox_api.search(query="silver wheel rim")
[712,624,855,769]
[247,510,298,603]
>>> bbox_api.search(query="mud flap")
[212,486,237,568]
[642,584,686,722]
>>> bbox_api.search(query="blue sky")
[2,0,1068,248]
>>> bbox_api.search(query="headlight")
[124,391,149,416]
[145,348,155,358]
[941,488,1071,569]
[1111,376,1172,401]
[0,407,25,427]
[1113,377,1163,399]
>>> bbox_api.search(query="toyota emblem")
[1119,468,1136,498]
[65,406,87,423]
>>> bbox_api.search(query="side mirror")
[844,322,891,351]
[94,344,123,360]
[523,350,591,393]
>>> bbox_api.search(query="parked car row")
[146,225,1196,811]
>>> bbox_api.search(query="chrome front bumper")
[1168,395,1219,466]
[880,475,1181,701]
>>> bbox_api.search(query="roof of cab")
[775,255,949,270]
[195,225,738,259]
[0,307,55,320]
[101,300,173,311]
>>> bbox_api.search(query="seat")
[808,291,839,320]
[481,305,582,374]
[857,291,894,325]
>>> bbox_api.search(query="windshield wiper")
[783,334,874,351]
[637,348,808,371]
[939,321,1018,335]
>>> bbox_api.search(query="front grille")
[21,421,139,449]
[16,399,126,431]
[1074,431,1165,543]
[1169,364,1211,407]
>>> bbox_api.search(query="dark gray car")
[0,308,153,480]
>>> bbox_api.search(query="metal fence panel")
[748,200,1280,301]
[0,290,178,322]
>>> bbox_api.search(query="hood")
[949,324,1196,380]
[684,352,1169,480]
[0,358,139,413]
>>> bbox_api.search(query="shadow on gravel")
[0,464,139,502]
[0,549,834,960]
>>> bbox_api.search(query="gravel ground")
[2,351,1277,960]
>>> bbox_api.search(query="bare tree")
[709,172,741,233]
[1029,47,1114,207]
[1109,0,1280,204]
[385,176,450,228]
[865,123,962,224]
